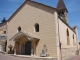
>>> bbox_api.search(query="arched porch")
[10,31,39,56]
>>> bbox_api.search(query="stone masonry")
[61,47,77,60]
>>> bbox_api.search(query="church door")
[25,41,32,55]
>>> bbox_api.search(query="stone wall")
[61,47,77,60]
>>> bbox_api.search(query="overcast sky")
[0,0,80,41]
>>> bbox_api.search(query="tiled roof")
[10,31,39,41]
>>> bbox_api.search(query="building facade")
[0,22,7,52]
[6,0,79,60]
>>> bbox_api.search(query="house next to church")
[0,22,7,52]
[5,0,79,60]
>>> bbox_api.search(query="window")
[73,34,75,45]
[62,11,64,14]
[18,26,21,32]
[4,31,6,34]
[67,29,70,45]
[58,12,61,15]
[35,23,39,32]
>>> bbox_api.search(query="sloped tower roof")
[57,0,68,11]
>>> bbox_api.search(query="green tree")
[1,17,7,23]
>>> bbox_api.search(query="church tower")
[57,0,68,24]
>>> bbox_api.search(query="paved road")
[72,55,80,60]
[0,53,80,60]
[65,55,80,60]
[0,53,41,60]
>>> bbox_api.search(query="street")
[0,53,80,60]
[71,55,80,60]
[0,53,42,60]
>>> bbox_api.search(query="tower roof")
[57,0,68,11]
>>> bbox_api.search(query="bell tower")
[57,0,68,24]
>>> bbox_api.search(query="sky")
[0,0,80,41]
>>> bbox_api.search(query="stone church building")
[6,0,79,60]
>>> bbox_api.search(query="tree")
[1,17,7,23]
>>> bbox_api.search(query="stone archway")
[25,41,32,55]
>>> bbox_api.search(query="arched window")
[73,34,75,45]
[18,26,21,32]
[4,31,6,34]
[67,29,70,45]
[73,34,74,39]
[35,23,39,32]
[62,11,64,14]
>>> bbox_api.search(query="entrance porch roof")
[10,31,39,41]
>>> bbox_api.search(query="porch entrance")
[10,31,39,55]
[25,41,32,55]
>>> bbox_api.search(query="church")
[6,0,79,60]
